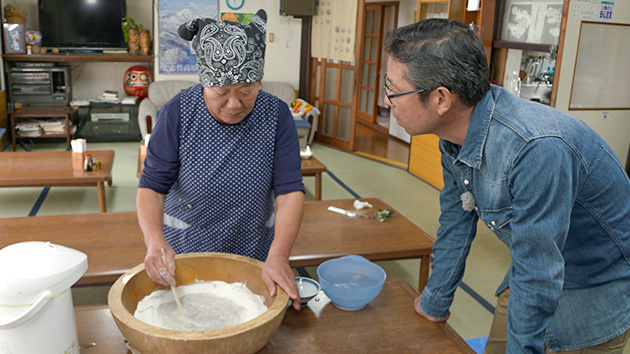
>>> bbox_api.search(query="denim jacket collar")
[442,87,496,169]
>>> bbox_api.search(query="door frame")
[356,2,399,126]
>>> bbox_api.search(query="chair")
[262,81,318,146]
[261,81,296,105]
[137,80,197,138]
[137,80,317,145]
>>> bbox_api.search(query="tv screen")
[39,0,127,52]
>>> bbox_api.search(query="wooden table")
[0,212,142,287]
[74,280,473,353]
[138,147,328,201]
[0,198,433,291]
[300,157,327,200]
[8,105,77,151]
[0,150,114,213]
[293,198,434,292]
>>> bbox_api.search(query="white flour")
[134,280,268,331]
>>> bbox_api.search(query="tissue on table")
[353,200,373,210]
[300,146,313,159]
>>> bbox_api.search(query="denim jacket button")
[491,220,496,226]
[464,179,470,185]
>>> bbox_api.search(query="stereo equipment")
[7,65,72,106]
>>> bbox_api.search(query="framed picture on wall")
[3,23,26,54]
[158,0,219,74]
[500,0,563,45]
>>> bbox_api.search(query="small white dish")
[296,277,321,306]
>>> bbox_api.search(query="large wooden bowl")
[108,252,289,354]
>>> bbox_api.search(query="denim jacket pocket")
[479,207,514,233]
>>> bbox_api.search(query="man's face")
[384,58,440,136]
[203,82,260,124]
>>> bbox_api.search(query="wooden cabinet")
[2,54,153,146]
[417,0,464,21]
[8,105,77,151]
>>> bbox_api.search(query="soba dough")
[134,280,268,331]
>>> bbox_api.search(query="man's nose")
[384,95,393,107]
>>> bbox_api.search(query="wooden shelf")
[8,106,78,151]
[492,41,556,53]
[2,54,153,63]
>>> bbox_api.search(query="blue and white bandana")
[178,9,267,87]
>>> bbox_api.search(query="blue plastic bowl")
[317,255,386,311]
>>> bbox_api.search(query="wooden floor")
[353,120,410,168]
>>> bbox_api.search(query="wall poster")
[159,0,219,74]
[501,0,563,45]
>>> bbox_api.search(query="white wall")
[554,0,630,164]
[152,0,303,90]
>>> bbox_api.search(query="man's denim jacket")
[420,85,630,353]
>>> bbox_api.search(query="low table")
[75,280,473,353]
[300,157,327,200]
[0,150,114,213]
[137,146,328,200]
[0,198,433,291]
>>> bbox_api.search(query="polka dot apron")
[163,85,278,261]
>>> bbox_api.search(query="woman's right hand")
[144,244,177,287]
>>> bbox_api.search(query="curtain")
[311,0,358,62]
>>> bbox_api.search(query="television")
[280,0,315,17]
[38,0,127,53]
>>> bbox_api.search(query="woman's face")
[203,82,260,124]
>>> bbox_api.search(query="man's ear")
[433,87,453,116]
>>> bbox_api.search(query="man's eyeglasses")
[383,73,427,101]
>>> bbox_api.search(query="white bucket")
[0,241,88,354]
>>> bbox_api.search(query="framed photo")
[3,23,26,54]
[158,0,219,74]
[500,0,564,45]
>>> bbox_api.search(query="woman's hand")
[144,244,177,287]
[262,254,300,311]
[414,295,450,322]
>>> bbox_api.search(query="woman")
[137,9,304,310]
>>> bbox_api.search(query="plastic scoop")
[160,248,184,316]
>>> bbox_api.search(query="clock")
[226,0,244,10]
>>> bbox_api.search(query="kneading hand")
[144,245,177,287]
[262,254,300,311]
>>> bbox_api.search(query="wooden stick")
[160,248,184,316]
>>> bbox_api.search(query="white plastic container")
[0,241,88,354]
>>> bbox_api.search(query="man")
[384,18,630,353]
